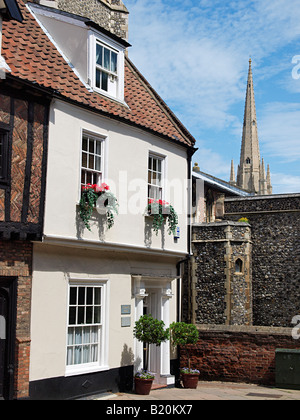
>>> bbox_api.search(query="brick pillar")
[0,240,32,399]
[15,337,31,399]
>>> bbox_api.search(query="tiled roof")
[1,0,196,148]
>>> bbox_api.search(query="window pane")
[87,288,93,305]
[70,287,77,305]
[88,154,94,170]
[89,140,95,154]
[82,137,88,151]
[86,306,93,324]
[102,72,108,91]
[157,173,162,185]
[81,170,86,185]
[68,329,74,345]
[158,160,162,172]
[86,171,92,184]
[75,327,82,344]
[95,172,102,185]
[82,152,87,168]
[69,307,76,325]
[96,44,103,66]
[67,346,73,366]
[94,306,101,324]
[78,287,85,305]
[96,69,101,88]
[152,172,157,184]
[96,141,102,156]
[91,344,98,362]
[104,48,110,70]
[95,156,101,172]
[111,52,117,73]
[78,307,85,324]
[74,346,82,364]
[83,345,90,364]
[83,329,90,344]
[94,288,101,305]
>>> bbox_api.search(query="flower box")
[146,199,178,235]
[79,183,118,231]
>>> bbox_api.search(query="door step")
[151,383,167,390]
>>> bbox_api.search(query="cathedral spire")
[232,59,272,195]
[267,164,272,195]
[230,160,236,185]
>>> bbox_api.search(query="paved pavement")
[90,381,300,401]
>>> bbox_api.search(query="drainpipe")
[176,146,197,323]
[174,147,197,386]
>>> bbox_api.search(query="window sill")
[92,86,129,108]
[65,364,110,377]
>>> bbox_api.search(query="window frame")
[0,129,9,185]
[65,279,109,377]
[80,131,105,191]
[95,40,118,93]
[147,153,166,203]
[89,30,125,102]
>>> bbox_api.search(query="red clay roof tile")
[1,0,196,148]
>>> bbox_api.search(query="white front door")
[134,277,175,386]
[143,290,161,376]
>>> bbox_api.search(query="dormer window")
[27,3,130,103]
[95,41,118,93]
[90,32,126,102]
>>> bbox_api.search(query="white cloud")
[259,102,300,162]
[125,0,300,193]
[126,0,300,134]
[193,145,231,179]
[271,172,300,194]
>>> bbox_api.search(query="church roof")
[1,0,196,149]
[193,169,251,197]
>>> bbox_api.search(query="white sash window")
[66,280,108,375]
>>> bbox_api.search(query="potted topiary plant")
[133,314,170,395]
[170,322,199,389]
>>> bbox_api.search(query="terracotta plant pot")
[181,373,199,389]
[134,378,154,395]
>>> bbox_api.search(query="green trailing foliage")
[147,199,178,236]
[79,183,118,231]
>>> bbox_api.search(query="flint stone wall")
[225,194,300,327]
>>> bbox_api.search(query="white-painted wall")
[44,99,189,254]
[30,243,178,381]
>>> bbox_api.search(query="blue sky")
[125,0,300,194]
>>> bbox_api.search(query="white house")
[2,0,196,399]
